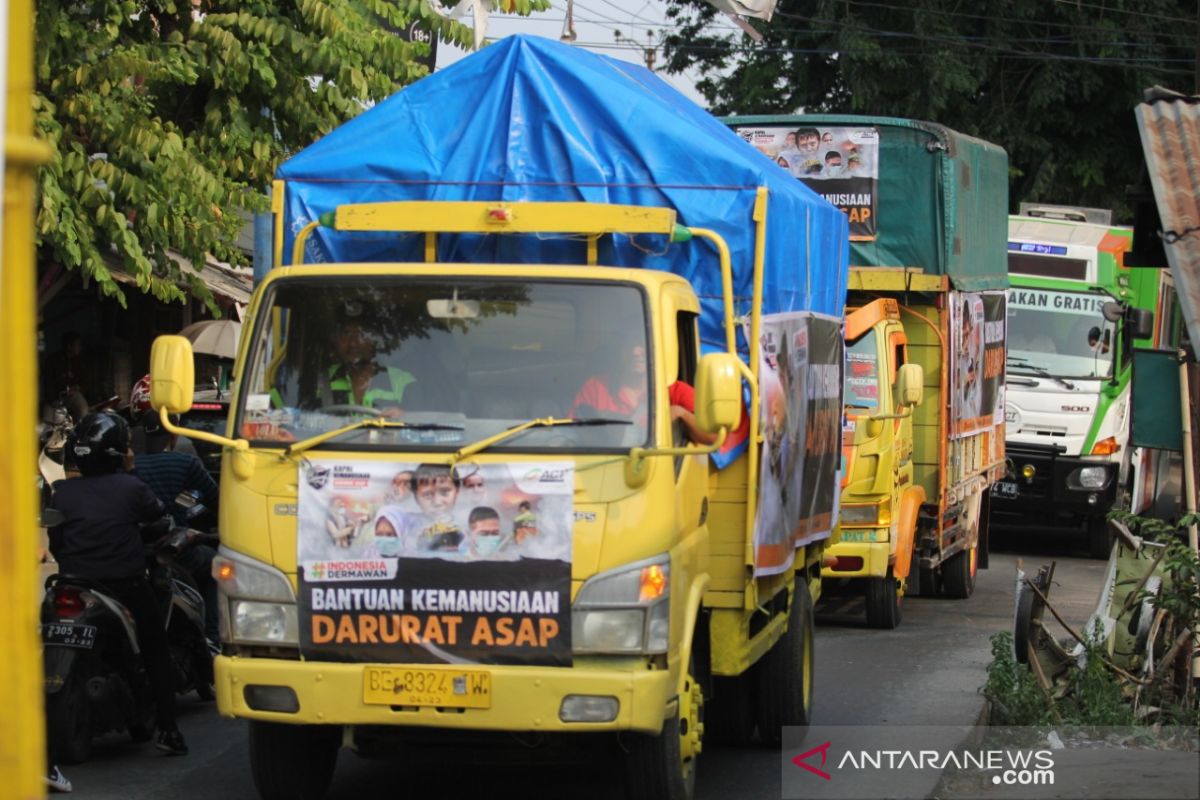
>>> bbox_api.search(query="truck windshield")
[236,278,652,451]
[1006,287,1117,379]
[844,333,880,410]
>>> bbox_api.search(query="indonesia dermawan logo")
[302,560,397,582]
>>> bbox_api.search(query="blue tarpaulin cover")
[277,34,849,349]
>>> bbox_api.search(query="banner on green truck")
[950,292,1007,439]
[296,459,573,666]
[752,312,844,576]
[735,125,879,241]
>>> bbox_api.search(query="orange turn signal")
[1091,436,1120,456]
[639,564,668,602]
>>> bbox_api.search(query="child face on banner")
[374,515,402,557]
[415,476,458,516]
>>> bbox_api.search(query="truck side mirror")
[895,363,924,408]
[1126,307,1154,340]
[1101,301,1123,323]
[150,335,196,414]
[695,352,742,433]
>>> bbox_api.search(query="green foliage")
[33,1,530,307]
[661,0,1199,216]
[1064,621,1137,726]
[982,631,1056,725]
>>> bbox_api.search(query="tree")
[661,0,1200,216]
[34,0,547,308]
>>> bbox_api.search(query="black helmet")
[136,408,179,455]
[71,411,130,475]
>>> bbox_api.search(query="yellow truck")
[149,37,850,800]
[2,0,55,794]
[728,115,1010,627]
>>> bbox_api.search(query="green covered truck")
[727,115,1010,625]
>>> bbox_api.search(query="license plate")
[991,481,1019,499]
[42,623,97,649]
[363,666,491,709]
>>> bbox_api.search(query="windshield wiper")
[454,416,630,461]
[284,418,464,457]
[1007,359,1075,391]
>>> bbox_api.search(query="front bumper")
[215,654,672,734]
[992,444,1118,517]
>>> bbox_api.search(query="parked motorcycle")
[41,522,215,764]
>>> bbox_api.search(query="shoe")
[155,728,189,756]
[46,764,73,793]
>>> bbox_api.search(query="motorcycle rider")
[132,408,220,641]
[46,410,189,756]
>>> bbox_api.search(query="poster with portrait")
[752,313,844,576]
[297,460,573,666]
[950,291,1007,438]
[736,124,879,240]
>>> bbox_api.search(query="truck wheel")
[705,674,755,745]
[941,546,977,599]
[753,584,814,745]
[917,566,939,598]
[864,570,902,629]
[249,722,340,800]
[1086,516,1113,560]
[624,660,703,800]
[46,668,92,765]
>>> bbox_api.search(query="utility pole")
[614,29,658,72]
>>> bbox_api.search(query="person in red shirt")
[570,343,716,445]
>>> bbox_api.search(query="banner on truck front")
[736,125,879,240]
[950,291,1007,439]
[753,313,844,576]
[297,460,573,666]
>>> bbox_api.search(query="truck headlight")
[1069,466,1110,490]
[213,548,298,645]
[231,600,299,645]
[840,498,891,526]
[573,555,669,655]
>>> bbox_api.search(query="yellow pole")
[2,0,54,795]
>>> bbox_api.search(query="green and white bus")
[992,206,1183,557]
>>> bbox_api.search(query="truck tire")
[249,722,340,800]
[864,570,902,629]
[705,674,755,745]
[917,566,940,598]
[753,584,814,745]
[625,659,703,800]
[1086,516,1113,560]
[941,546,977,599]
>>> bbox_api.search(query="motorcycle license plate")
[991,481,1019,499]
[42,623,97,649]
[362,666,491,709]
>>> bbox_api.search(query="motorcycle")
[41,518,215,764]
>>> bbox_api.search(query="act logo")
[791,740,833,781]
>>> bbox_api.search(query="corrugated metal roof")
[1135,86,1200,350]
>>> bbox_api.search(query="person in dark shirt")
[48,411,188,756]
[133,409,219,640]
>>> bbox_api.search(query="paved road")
[54,524,1105,799]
